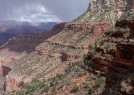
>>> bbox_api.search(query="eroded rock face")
[84,17,134,95]
[0,65,11,77]
[65,23,90,31]
[65,22,110,33]
[92,22,110,35]
[89,0,134,11]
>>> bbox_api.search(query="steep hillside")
[84,19,134,95]
[0,23,65,94]
[0,23,65,65]
[71,0,134,24]
[0,0,134,95]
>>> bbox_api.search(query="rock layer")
[0,23,66,93]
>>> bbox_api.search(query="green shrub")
[70,85,79,93]
[84,83,95,94]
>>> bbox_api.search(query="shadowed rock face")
[116,20,134,35]
[61,52,80,61]
[1,66,11,77]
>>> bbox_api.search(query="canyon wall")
[0,23,66,93]
[90,0,134,11]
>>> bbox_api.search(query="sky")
[0,0,89,22]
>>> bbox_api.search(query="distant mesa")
[0,21,59,46]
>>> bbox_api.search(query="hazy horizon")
[0,0,89,23]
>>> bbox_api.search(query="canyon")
[0,21,43,46]
[0,0,134,95]
[0,21,58,46]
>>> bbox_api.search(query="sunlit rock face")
[89,0,134,11]
[77,0,134,25]
[83,0,134,25]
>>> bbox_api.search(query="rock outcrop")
[65,23,90,31]
[85,18,134,95]
[116,20,134,35]
[92,22,110,34]
[89,0,134,11]
[73,0,134,25]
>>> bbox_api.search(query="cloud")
[20,14,61,22]
[0,0,89,22]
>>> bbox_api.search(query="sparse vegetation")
[70,85,79,93]
[1,1,134,95]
